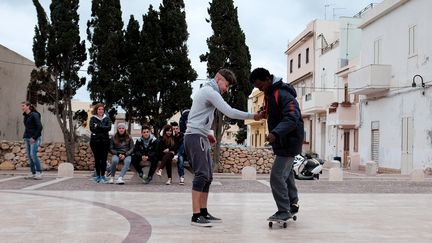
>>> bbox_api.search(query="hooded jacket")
[266,76,304,157]
[23,111,43,139]
[89,114,112,142]
[133,134,158,162]
[186,79,254,136]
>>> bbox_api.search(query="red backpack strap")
[274,89,279,106]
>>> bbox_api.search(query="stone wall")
[0,141,94,171]
[219,146,275,174]
[0,141,275,173]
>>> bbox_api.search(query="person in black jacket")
[131,125,159,184]
[90,102,112,183]
[21,101,43,180]
[249,67,304,221]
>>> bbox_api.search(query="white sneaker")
[108,177,114,184]
[156,169,162,176]
[116,177,125,185]
[179,176,185,185]
[165,178,172,185]
[34,172,43,180]
[24,173,35,179]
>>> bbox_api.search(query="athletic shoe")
[108,177,114,184]
[191,216,212,227]
[179,176,185,185]
[290,203,299,214]
[204,213,222,223]
[143,176,152,184]
[34,172,43,180]
[99,176,108,184]
[165,178,172,185]
[268,211,292,221]
[24,173,35,179]
[156,169,162,176]
[116,177,125,185]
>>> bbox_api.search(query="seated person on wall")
[131,125,159,184]
[155,124,177,185]
[108,123,134,185]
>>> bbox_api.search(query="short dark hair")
[249,67,271,83]
[141,124,151,131]
[218,69,237,86]
[170,121,179,127]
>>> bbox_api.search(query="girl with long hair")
[156,124,176,185]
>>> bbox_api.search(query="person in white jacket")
[184,69,261,227]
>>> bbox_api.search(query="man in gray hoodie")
[184,69,261,227]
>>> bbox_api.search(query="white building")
[348,0,432,173]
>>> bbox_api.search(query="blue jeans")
[24,137,42,174]
[177,143,185,177]
[110,155,132,178]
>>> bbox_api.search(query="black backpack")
[179,109,190,134]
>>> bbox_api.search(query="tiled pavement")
[1,168,432,242]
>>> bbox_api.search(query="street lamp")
[412,74,425,95]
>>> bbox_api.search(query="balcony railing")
[302,91,334,114]
[327,102,358,128]
[348,64,391,95]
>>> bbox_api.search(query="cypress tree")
[136,5,164,132]
[158,0,197,129]
[87,0,124,108]
[29,0,86,164]
[121,15,141,133]
[200,0,252,165]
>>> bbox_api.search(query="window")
[289,59,293,73]
[373,39,381,64]
[298,54,301,68]
[344,83,349,102]
[409,25,416,55]
[306,48,309,64]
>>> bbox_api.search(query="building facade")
[348,0,432,173]
[0,44,62,142]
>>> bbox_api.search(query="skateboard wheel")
[293,215,297,221]
[268,222,273,228]
[283,222,287,228]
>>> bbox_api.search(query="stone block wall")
[218,147,275,174]
[0,141,275,174]
[0,141,94,171]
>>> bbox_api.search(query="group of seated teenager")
[107,122,186,185]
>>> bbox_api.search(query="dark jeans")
[131,155,158,178]
[270,156,298,213]
[90,140,110,177]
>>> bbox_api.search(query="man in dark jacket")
[131,125,159,184]
[21,101,43,179]
[250,67,304,221]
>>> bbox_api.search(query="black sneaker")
[191,216,212,227]
[290,203,299,214]
[143,176,152,184]
[268,211,292,221]
[204,213,222,223]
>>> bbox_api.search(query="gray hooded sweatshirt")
[186,79,254,136]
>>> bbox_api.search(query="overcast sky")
[0,0,376,101]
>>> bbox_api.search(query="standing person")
[184,68,261,227]
[249,67,304,222]
[155,124,176,185]
[90,102,112,183]
[108,123,134,184]
[21,101,43,180]
[131,125,159,184]
[170,121,186,185]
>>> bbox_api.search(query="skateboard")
[268,214,297,228]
